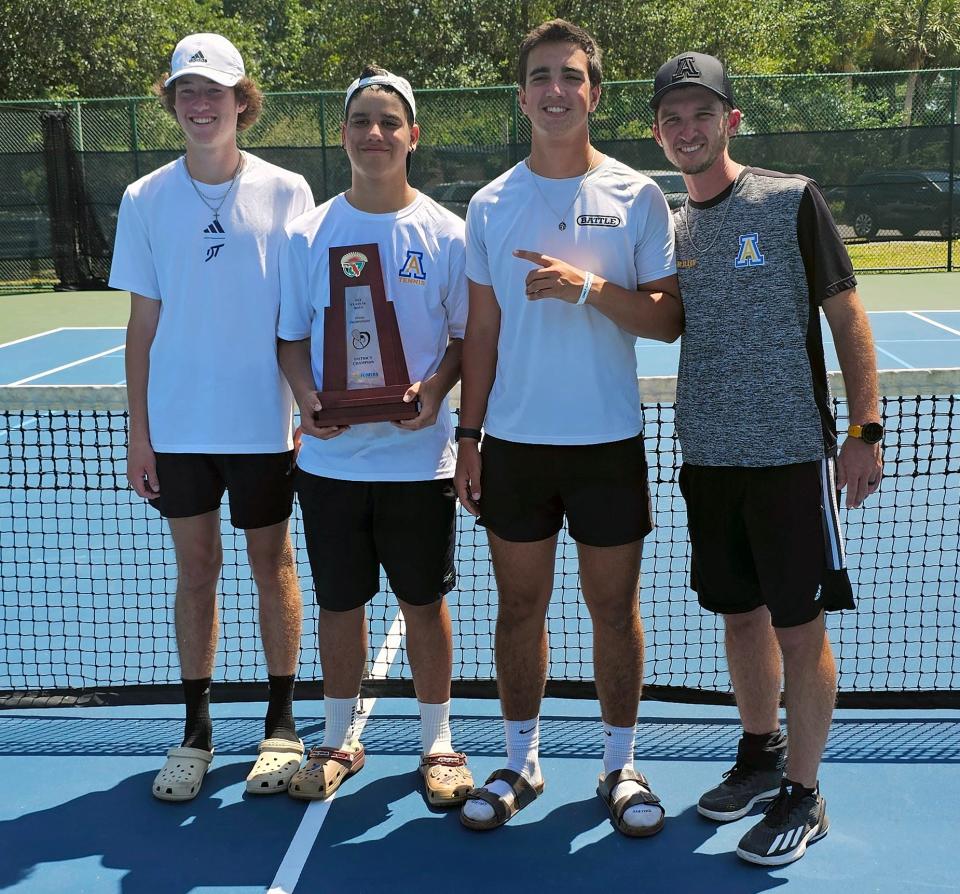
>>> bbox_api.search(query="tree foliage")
[1,0,959,100]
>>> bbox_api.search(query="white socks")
[603,722,661,831]
[419,700,453,755]
[321,695,359,749]
[461,718,542,824]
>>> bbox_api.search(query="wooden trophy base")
[314,384,419,427]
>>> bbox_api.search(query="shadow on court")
[1,714,958,762]
[0,764,308,893]
[303,768,789,894]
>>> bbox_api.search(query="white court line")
[874,344,915,369]
[0,415,38,442]
[9,344,126,386]
[0,326,125,351]
[267,611,406,894]
[907,311,960,338]
[860,309,960,315]
[0,328,66,349]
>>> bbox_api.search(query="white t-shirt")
[279,192,467,482]
[109,153,315,453]
[466,157,676,445]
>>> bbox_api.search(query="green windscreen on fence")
[1,371,958,709]
[0,69,958,292]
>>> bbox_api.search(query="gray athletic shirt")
[674,167,857,467]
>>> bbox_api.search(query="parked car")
[430,170,689,218]
[641,170,688,210]
[843,170,960,239]
[430,180,487,218]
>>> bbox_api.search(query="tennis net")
[1,371,958,708]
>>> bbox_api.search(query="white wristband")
[577,271,594,306]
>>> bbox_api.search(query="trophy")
[314,243,419,426]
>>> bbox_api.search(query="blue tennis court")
[2,310,960,385]
[1,312,958,893]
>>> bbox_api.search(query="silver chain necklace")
[682,167,746,255]
[525,148,598,231]
[185,153,244,222]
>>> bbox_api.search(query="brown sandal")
[597,767,665,837]
[420,752,474,807]
[459,768,545,830]
[288,743,365,801]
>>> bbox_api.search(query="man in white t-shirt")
[278,67,473,807]
[454,20,683,834]
[110,34,314,802]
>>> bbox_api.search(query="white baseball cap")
[164,33,245,88]
[344,72,417,121]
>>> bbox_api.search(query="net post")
[129,99,141,180]
[319,95,329,202]
[949,68,957,272]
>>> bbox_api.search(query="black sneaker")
[736,781,829,866]
[697,735,786,821]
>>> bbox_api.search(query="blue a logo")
[399,250,426,281]
[734,233,766,269]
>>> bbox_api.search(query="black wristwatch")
[847,422,884,445]
[454,426,483,443]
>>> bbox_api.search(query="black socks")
[181,677,213,751]
[265,674,298,743]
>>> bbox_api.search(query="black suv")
[843,170,960,239]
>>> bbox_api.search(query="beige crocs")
[245,738,305,795]
[153,746,214,802]
[420,752,474,807]
[288,743,365,801]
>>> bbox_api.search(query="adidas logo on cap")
[165,34,245,88]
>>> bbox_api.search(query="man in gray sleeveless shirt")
[651,52,883,866]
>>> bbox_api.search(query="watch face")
[861,422,884,444]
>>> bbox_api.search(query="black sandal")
[597,767,665,837]
[460,768,545,830]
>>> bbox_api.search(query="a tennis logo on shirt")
[677,258,697,269]
[576,215,622,227]
[202,218,226,262]
[399,249,427,283]
[341,251,368,278]
[734,233,766,269]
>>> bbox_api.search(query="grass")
[846,239,960,272]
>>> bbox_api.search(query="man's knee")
[723,605,772,639]
[397,597,446,628]
[247,532,295,582]
[586,595,640,633]
[176,547,223,593]
[775,614,828,661]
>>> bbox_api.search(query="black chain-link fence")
[1,69,958,292]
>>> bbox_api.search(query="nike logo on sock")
[519,727,534,735]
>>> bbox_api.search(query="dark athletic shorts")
[296,471,457,612]
[149,451,295,529]
[678,458,855,628]
[477,434,653,546]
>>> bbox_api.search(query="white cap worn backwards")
[344,72,417,121]
[164,33,245,88]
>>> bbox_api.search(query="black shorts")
[678,459,855,628]
[296,471,457,612]
[149,451,295,529]
[477,435,653,546]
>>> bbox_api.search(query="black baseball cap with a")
[650,52,735,110]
